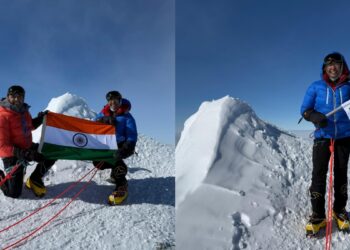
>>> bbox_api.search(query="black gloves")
[32,110,49,129]
[13,147,45,162]
[114,141,135,162]
[303,109,328,128]
[97,116,116,126]
[37,110,49,118]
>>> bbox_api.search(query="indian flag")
[39,112,117,163]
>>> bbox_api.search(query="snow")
[0,93,175,249]
[45,92,97,119]
[176,96,350,249]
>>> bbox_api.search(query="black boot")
[108,161,128,205]
[333,208,350,230]
[26,159,55,197]
[305,212,326,236]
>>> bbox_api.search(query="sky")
[176,0,350,138]
[0,0,174,145]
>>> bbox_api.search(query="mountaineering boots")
[108,182,128,205]
[305,212,326,236]
[333,208,350,231]
[25,177,46,197]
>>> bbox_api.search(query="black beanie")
[106,90,122,101]
[7,85,25,96]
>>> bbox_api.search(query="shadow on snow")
[20,176,175,207]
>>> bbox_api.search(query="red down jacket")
[0,99,33,158]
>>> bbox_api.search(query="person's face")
[108,98,121,111]
[325,62,342,80]
[8,93,24,107]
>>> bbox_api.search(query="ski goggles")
[324,54,343,66]
[324,58,343,66]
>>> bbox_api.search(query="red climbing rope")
[325,139,335,250]
[0,162,102,234]
[2,166,100,249]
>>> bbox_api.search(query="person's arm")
[94,112,104,122]
[114,115,137,161]
[32,111,49,129]
[0,115,15,158]
[300,84,327,128]
[300,84,317,116]
[125,115,137,142]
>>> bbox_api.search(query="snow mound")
[32,92,96,143]
[45,92,96,119]
[176,96,271,206]
[176,96,348,249]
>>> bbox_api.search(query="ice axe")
[298,99,350,124]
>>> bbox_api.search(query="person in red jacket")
[0,85,55,198]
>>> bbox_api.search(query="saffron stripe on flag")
[43,126,117,150]
[46,112,115,134]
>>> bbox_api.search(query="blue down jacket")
[300,80,350,139]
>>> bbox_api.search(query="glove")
[303,109,328,128]
[32,110,49,129]
[97,116,116,126]
[13,147,45,162]
[37,110,49,118]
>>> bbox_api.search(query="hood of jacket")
[0,98,30,113]
[321,53,350,87]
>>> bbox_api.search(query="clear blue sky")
[176,0,350,137]
[0,0,174,145]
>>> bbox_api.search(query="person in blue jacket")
[301,52,350,235]
[94,90,137,205]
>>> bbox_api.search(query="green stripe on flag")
[41,143,116,164]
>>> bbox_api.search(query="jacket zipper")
[332,88,337,138]
[340,88,343,104]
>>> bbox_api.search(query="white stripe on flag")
[341,99,350,119]
[44,126,117,150]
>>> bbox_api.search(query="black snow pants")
[93,160,128,187]
[310,137,350,216]
[1,157,55,198]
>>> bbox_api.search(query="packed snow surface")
[0,93,175,249]
[176,96,350,250]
